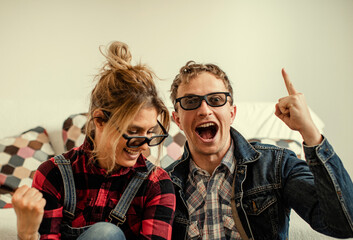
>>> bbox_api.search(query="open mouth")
[124,148,140,157]
[195,122,218,140]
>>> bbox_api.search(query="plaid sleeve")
[32,159,64,239]
[140,167,176,240]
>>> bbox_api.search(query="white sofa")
[0,102,348,240]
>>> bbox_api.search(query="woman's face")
[96,107,159,169]
[115,107,158,168]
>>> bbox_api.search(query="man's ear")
[93,110,106,130]
[172,111,183,131]
[230,104,237,124]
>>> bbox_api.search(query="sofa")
[0,102,345,239]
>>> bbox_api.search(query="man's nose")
[197,99,212,116]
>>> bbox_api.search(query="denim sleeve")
[283,136,353,238]
[305,137,353,233]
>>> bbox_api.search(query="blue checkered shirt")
[185,141,242,240]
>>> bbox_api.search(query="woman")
[12,41,176,240]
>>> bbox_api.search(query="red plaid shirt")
[32,139,176,240]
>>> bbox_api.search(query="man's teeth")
[198,123,215,128]
[125,148,139,155]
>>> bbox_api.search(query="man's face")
[172,72,236,160]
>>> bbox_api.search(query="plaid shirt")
[185,141,242,240]
[32,139,175,240]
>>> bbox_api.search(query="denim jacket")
[165,127,353,240]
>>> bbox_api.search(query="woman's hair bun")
[104,41,132,70]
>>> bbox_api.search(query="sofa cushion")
[62,113,87,151]
[0,126,55,208]
[150,119,186,168]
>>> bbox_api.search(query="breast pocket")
[240,190,280,239]
[242,191,277,216]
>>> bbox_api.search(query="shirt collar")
[221,139,235,173]
[190,140,235,176]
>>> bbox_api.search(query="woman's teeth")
[125,148,139,155]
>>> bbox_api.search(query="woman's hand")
[275,68,322,146]
[12,185,46,240]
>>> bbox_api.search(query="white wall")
[0,0,352,175]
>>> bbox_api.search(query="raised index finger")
[282,68,297,95]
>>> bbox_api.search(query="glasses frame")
[175,92,232,111]
[122,120,168,148]
[102,110,169,148]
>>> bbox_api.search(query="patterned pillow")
[248,138,303,159]
[150,119,186,168]
[62,113,88,151]
[0,126,55,208]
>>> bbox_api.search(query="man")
[165,61,353,239]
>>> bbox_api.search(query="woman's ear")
[93,109,106,130]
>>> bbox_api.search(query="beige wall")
[0,0,352,174]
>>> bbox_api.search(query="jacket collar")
[166,141,191,190]
[230,127,261,165]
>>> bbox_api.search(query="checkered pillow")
[0,126,55,208]
[150,119,186,168]
[62,113,88,151]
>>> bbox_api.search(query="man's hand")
[275,68,322,146]
[12,185,46,240]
